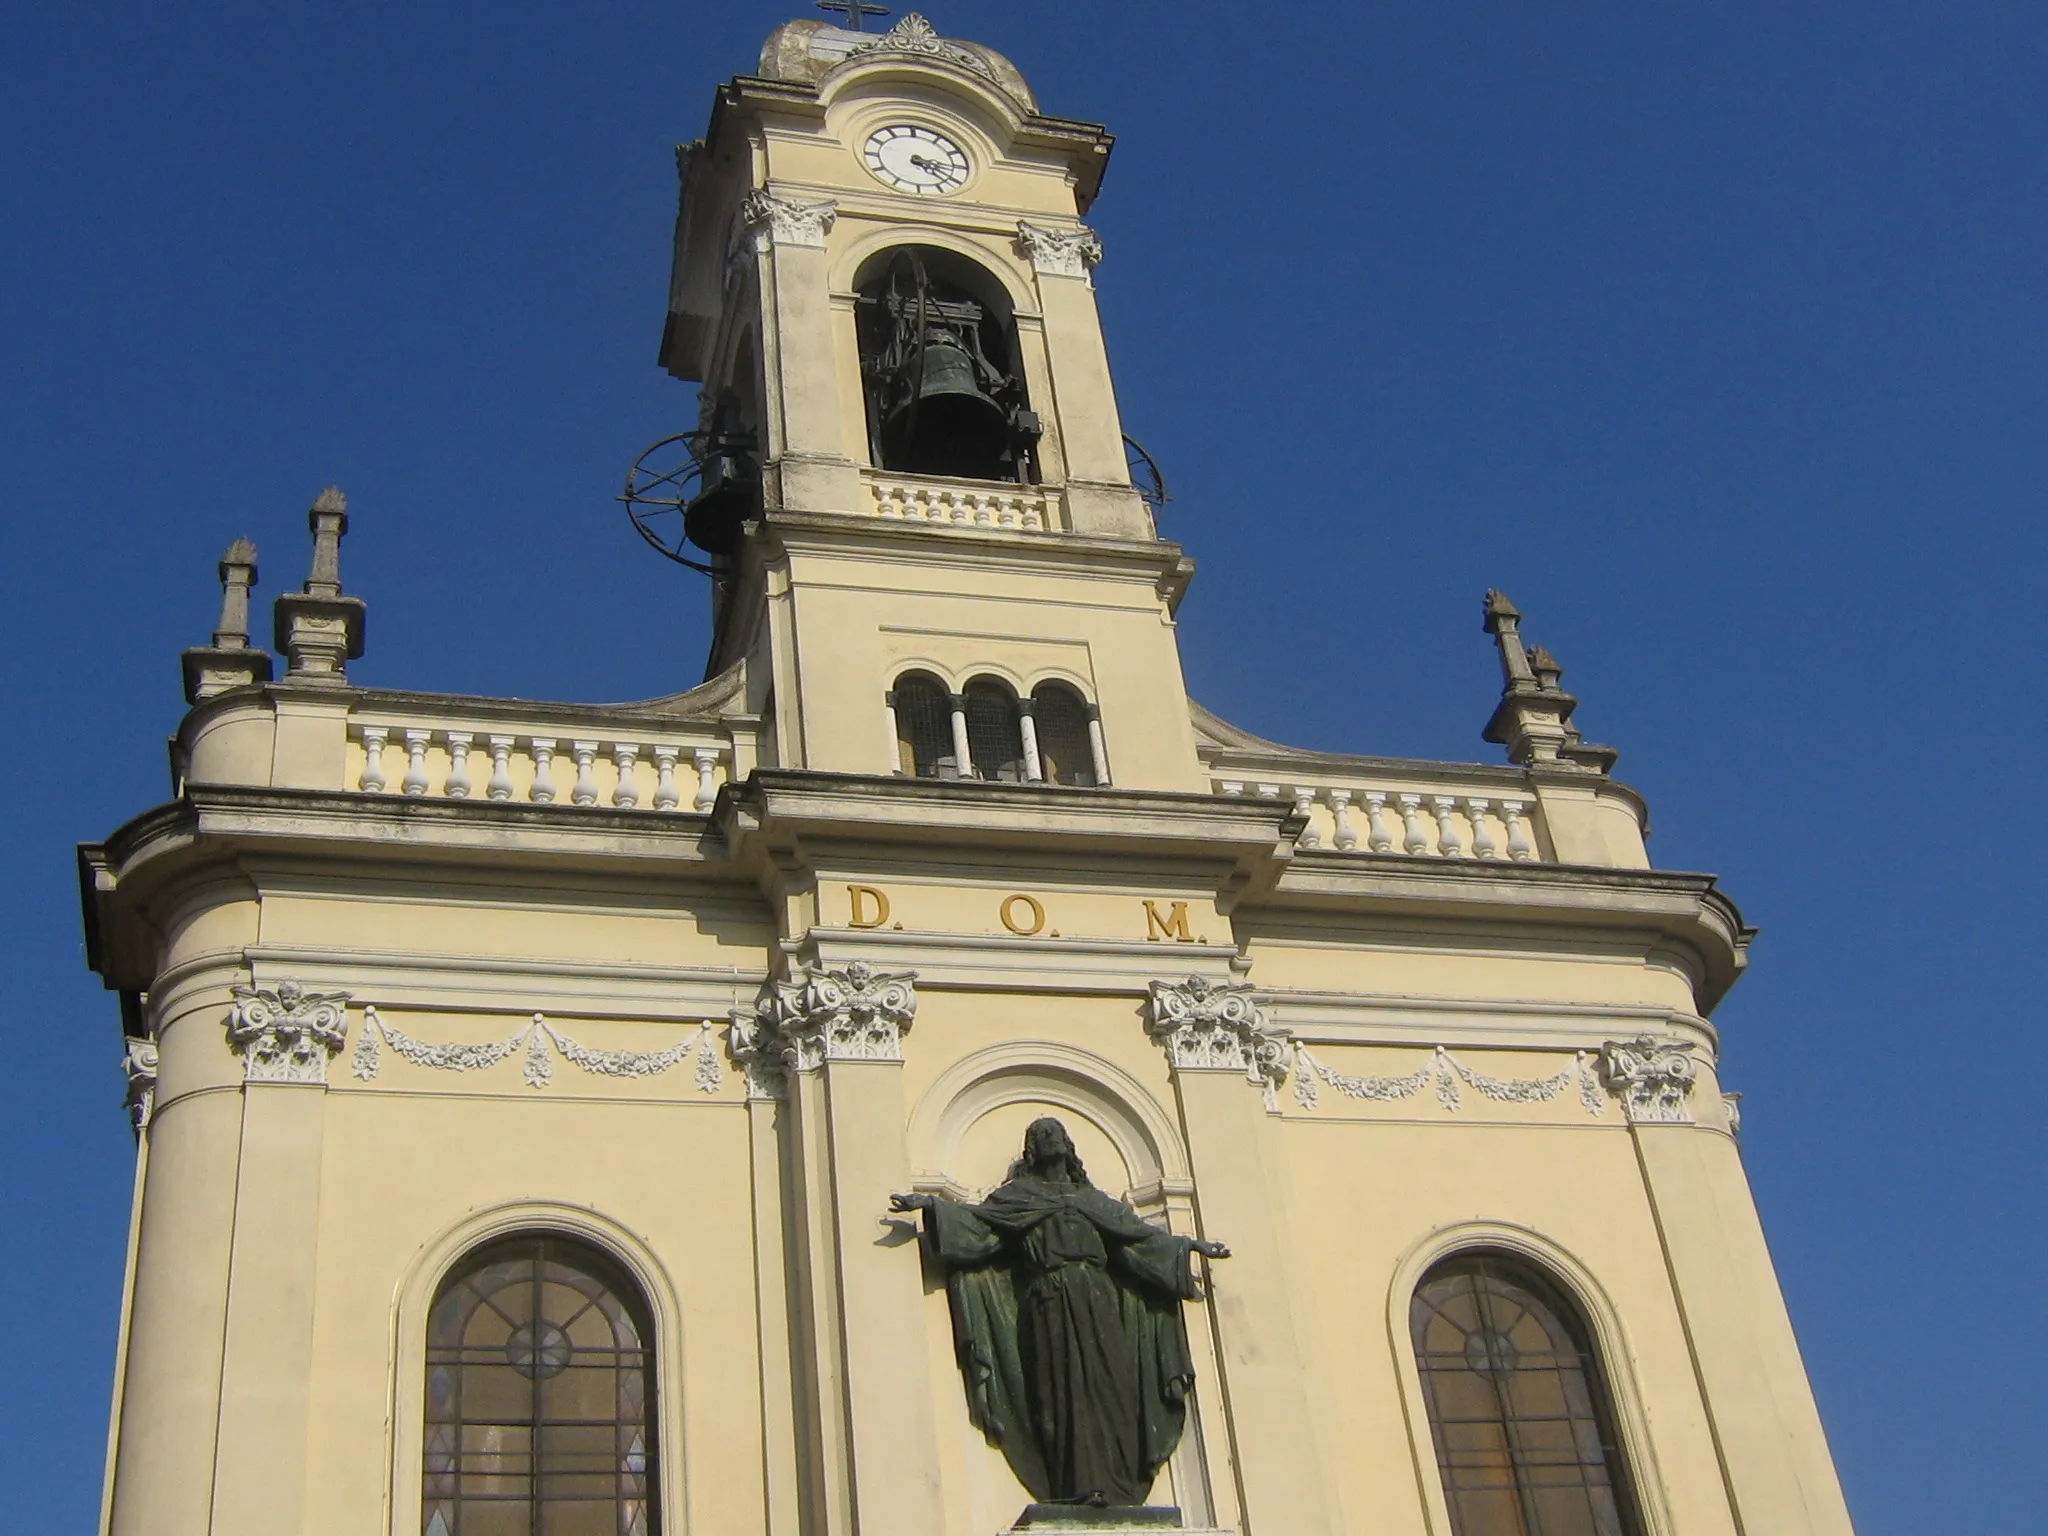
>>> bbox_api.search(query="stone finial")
[181,536,276,703]
[1480,590,1617,774]
[272,486,367,685]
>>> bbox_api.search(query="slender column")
[1398,793,1431,855]
[693,749,720,812]
[610,743,640,808]
[357,725,388,793]
[401,729,431,796]
[442,732,474,798]
[1017,700,1044,782]
[485,736,516,800]
[1465,797,1498,858]
[527,738,558,803]
[1362,790,1395,852]
[1327,788,1357,850]
[882,693,902,775]
[1427,794,1464,856]
[652,747,681,810]
[1085,704,1112,786]
[947,694,973,779]
[570,741,600,806]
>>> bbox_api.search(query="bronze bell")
[682,447,760,557]
[882,338,1014,480]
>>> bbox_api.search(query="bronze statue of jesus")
[892,1117,1229,1509]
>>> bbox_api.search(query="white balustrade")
[1211,774,1542,862]
[348,721,726,816]
[1399,794,1431,855]
[1292,788,1321,848]
[1327,788,1357,850]
[1502,798,1534,861]
[1466,797,1498,859]
[1363,791,1395,853]
[1427,794,1463,857]
[868,475,1050,532]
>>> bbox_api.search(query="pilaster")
[206,982,349,1536]
[732,964,945,1536]
[1146,977,1338,1536]
[744,191,862,513]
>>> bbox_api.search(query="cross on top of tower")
[817,0,890,31]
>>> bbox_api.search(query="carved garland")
[349,1007,724,1094]
[1292,1036,1704,1123]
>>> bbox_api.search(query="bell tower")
[655,14,1207,790]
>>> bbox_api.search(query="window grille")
[892,673,954,777]
[1410,1254,1642,1536]
[1031,683,1096,786]
[963,678,1028,781]
[424,1235,658,1536]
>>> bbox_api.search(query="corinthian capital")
[226,981,352,1084]
[735,190,838,254]
[730,963,918,1088]
[1016,221,1103,280]
[1145,976,1289,1101]
[122,1037,158,1132]
[1599,1035,1699,1123]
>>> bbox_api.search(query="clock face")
[861,125,970,196]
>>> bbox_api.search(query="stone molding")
[122,1036,158,1131]
[731,962,918,1092]
[1599,1034,1699,1123]
[1016,220,1103,279]
[226,981,352,1084]
[735,190,838,255]
[1145,976,1289,1102]
[846,13,997,80]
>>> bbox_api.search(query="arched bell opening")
[1029,681,1097,786]
[963,675,1031,781]
[855,245,1039,484]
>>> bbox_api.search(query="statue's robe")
[921,1177,1200,1506]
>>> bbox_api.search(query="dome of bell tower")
[755,13,1039,111]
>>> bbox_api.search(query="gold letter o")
[999,893,1046,936]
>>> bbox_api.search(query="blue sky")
[4,3,2043,1530]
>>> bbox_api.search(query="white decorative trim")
[1292,1042,1607,1120]
[1721,1091,1742,1136]
[349,1007,722,1094]
[122,1037,158,1131]
[1145,976,1290,1108]
[226,981,351,1084]
[1599,1035,1698,1123]
[729,962,919,1086]
[1016,221,1103,280]
[846,13,996,79]
[735,189,838,255]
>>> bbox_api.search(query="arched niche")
[906,1040,1188,1207]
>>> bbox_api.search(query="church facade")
[79,16,1857,1536]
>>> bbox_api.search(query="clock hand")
[908,153,959,181]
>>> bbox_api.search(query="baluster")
[570,741,600,806]
[1465,797,1498,858]
[1327,788,1357,850]
[528,738,558,803]
[972,494,993,526]
[443,732,474,798]
[1256,782,1282,799]
[1398,793,1431,855]
[693,748,720,811]
[1427,794,1463,856]
[1218,780,1245,797]
[652,746,680,810]
[1501,798,1535,861]
[358,725,389,793]
[611,743,641,808]
[1362,790,1395,852]
[1292,788,1321,848]
[485,736,516,800]
[401,729,432,796]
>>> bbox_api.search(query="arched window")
[1030,682,1097,786]
[424,1234,658,1536]
[1410,1253,1642,1536]
[963,677,1029,781]
[891,672,956,777]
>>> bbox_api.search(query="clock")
[861,124,970,196]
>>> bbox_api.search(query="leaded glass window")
[963,677,1028,781]
[1410,1253,1642,1536]
[1030,682,1096,785]
[424,1235,657,1536]
[892,672,954,777]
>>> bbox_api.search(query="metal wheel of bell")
[619,432,711,570]
[1123,434,1168,516]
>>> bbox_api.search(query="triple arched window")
[424,1234,658,1536]
[1410,1252,1643,1536]
[887,672,1108,785]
